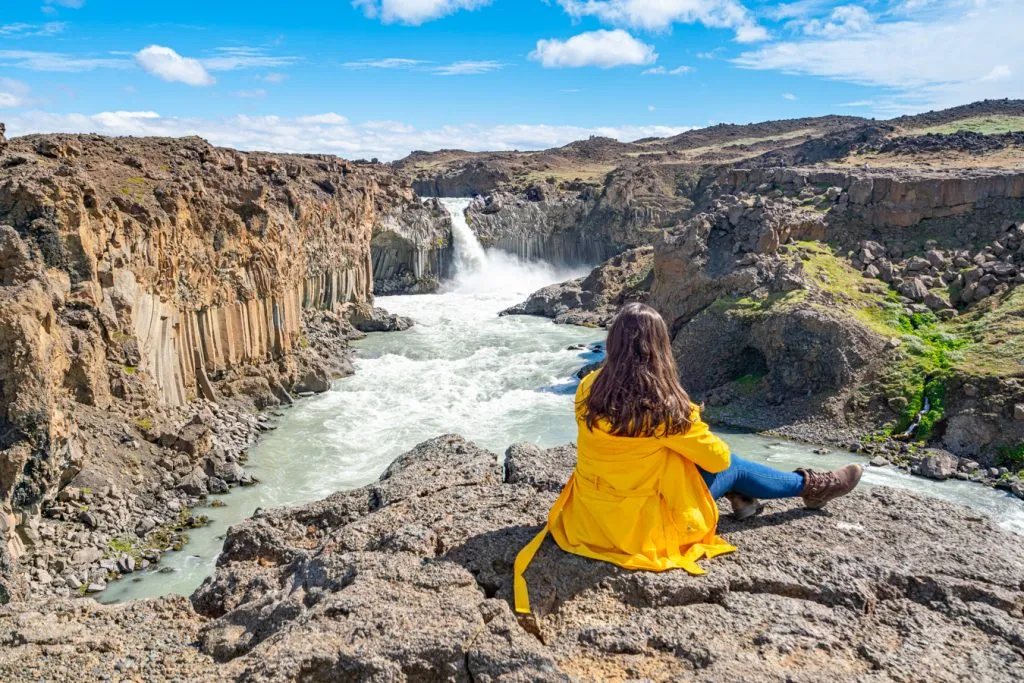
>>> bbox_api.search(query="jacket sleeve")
[662,411,731,473]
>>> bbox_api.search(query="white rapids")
[104,197,1024,603]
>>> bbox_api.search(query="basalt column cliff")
[0,128,448,601]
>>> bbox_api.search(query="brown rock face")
[0,132,445,589]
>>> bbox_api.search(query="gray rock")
[869,456,890,467]
[207,477,229,495]
[1014,404,1024,421]
[914,450,959,480]
[177,469,209,497]
[71,548,102,566]
[135,517,157,536]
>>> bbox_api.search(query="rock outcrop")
[0,131,441,602]
[3,435,1021,680]
[371,197,453,294]
[465,165,693,267]
[501,246,653,326]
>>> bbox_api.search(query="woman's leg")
[700,455,804,500]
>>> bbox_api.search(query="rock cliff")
[1,435,1021,680]
[0,130,446,602]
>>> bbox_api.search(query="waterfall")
[439,198,486,276]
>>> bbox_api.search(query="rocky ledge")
[2,434,1021,681]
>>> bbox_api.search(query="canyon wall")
[650,166,1024,462]
[0,130,446,586]
[464,166,694,266]
[371,197,453,294]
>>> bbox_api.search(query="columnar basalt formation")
[0,131,447,601]
[371,197,454,294]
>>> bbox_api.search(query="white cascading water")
[105,197,1024,604]
[446,197,487,275]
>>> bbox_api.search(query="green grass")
[910,115,1024,136]
[715,242,974,442]
[955,288,1024,378]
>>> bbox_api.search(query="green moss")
[134,417,154,431]
[997,444,1024,468]
[123,365,138,375]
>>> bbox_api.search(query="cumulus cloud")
[643,65,693,75]
[795,4,874,37]
[783,92,798,100]
[4,109,694,161]
[530,30,657,69]
[135,45,215,86]
[0,78,31,108]
[734,0,1024,112]
[44,0,86,7]
[352,0,492,25]
[555,0,768,43]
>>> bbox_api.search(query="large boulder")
[1,435,1023,679]
[185,436,1022,680]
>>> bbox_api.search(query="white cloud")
[135,45,215,86]
[263,72,287,83]
[783,92,797,100]
[4,109,695,161]
[0,78,31,108]
[236,89,267,98]
[796,4,874,37]
[734,0,1024,112]
[981,65,1012,82]
[297,113,349,125]
[556,0,768,43]
[342,58,427,69]
[342,57,501,75]
[647,104,656,111]
[44,0,86,7]
[0,49,131,72]
[530,30,657,69]
[643,65,693,75]
[432,60,503,75]
[352,0,492,25]
[361,120,416,133]
[0,22,66,38]
[202,47,297,71]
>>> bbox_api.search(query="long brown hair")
[582,302,694,437]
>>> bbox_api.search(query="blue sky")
[1,0,1020,159]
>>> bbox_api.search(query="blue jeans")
[700,455,805,500]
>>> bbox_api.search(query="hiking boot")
[725,492,764,521]
[796,464,864,509]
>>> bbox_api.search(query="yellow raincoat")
[513,370,736,614]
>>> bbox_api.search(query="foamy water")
[104,199,1024,603]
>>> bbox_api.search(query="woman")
[513,303,863,614]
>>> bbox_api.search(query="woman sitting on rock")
[514,302,863,614]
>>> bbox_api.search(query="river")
[103,198,1024,603]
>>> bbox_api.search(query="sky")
[0,0,1020,160]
